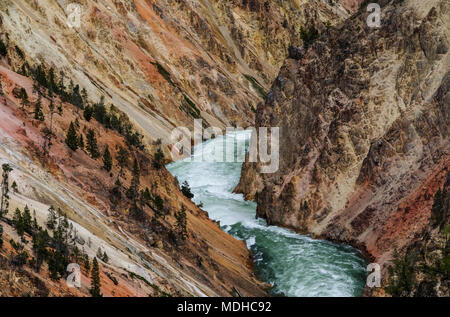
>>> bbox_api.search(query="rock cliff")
[236,0,449,293]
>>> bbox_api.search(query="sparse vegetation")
[0,163,13,217]
[0,38,7,57]
[90,257,103,297]
[65,121,79,151]
[300,26,320,49]
[86,129,100,158]
[243,74,266,99]
[181,181,194,199]
[175,205,188,240]
[102,145,113,172]
[153,147,165,169]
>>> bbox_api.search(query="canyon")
[1,0,447,298]
[0,0,358,297]
[236,0,449,295]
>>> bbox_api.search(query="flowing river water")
[167,131,366,297]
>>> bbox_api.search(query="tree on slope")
[90,257,102,297]
[0,163,13,217]
[65,121,79,151]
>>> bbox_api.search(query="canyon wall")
[0,0,356,296]
[1,0,351,147]
[236,0,449,292]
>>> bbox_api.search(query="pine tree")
[0,163,13,217]
[90,257,102,297]
[127,158,142,218]
[66,121,79,151]
[153,148,165,169]
[0,38,7,57]
[127,158,140,201]
[19,87,29,109]
[71,84,83,110]
[116,146,128,177]
[81,87,88,105]
[83,252,90,271]
[43,100,56,155]
[181,181,194,199]
[34,95,44,121]
[48,67,58,95]
[58,71,66,99]
[96,247,104,259]
[175,205,188,240]
[78,134,85,150]
[46,206,58,230]
[32,226,50,272]
[0,224,3,249]
[102,145,112,172]
[86,129,100,158]
[22,205,32,234]
[11,181,18,193]
[13,207,25,237]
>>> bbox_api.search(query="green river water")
[167,131,366,297]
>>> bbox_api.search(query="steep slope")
[0,0,361,297]
[383,172,450,297]
[236,0,449,292]
[0,61,268,296]
[0,0,351,150]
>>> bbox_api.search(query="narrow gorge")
[0,0,448,299]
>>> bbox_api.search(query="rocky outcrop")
[0,0,360,297]
[236,0,450,289]
[0,0,352,151]
[0,64,268,296]
[383,172,450,297]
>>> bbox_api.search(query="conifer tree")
[0,224,3,249]
[11,181,18,193]
[181,181,194,199]
[90,257,102,297]
[127,158,142,218]
[19,87,29,109]
[43,100,56,155]
[34,95,44,121]
[13,207,25,237]
[81,87,88,105]
[0,163,13,217]
[176,205,188,240]
[32,225,50,272]
[0,38,7,57]
[116,146,128,177]
[86,129,100,158]
[66,121,79,151]
[46,206,57,230]
[22,205,32,234]
[153,148,165,169]
[102,145,112,172]
[127,158,140,201]
[78,134,85,150]
[58,71,66,100]
[48,67,57,95]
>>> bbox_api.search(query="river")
[167,131,366,297]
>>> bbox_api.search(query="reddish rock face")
[0,0,352,147]
[0,0,354,297]
[236,0,449,287]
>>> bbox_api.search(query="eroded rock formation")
[236,0,449,291]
